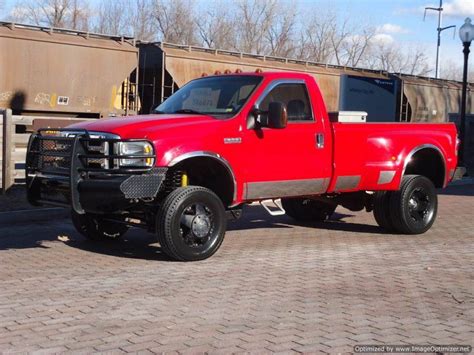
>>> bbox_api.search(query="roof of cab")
[210,71,314,80]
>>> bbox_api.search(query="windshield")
[154,75,262,118]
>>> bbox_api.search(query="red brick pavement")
[0,185,472,354]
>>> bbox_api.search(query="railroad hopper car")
[0,22,472,183]
[138,42,473,124]
[0,22,139,119]
[1,22,472,125]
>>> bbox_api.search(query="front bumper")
[26,129,166,214]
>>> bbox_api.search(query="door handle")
[316,133,324,148]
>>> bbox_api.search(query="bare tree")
[340,26,375,67]
[94,0,155,39]
[266,4,297,57]
[196,0,296,55]
[441,60,462,81]
[42,0,69,26]
[329,18,352,66]
[68,0,91,31]
[153,0,197,44]
[365,41,403,72]
[11,0,69,27]
[235,0,276,54]
[129,0,155,41]
[297,13,337,63]
[296,11,373,67]
[441,60,474,82]
[94,0,130,35]
[400,46,431,76]
[364,41,431,76]
[196,3,236,49]
[10,0,91,30]
[5,0,450,80]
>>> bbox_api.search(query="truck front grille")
[27,136,75,174]
[29,137,108,174]
[26,129,156,176]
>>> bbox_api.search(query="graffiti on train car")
[34,93,52,106]
[0,91,13,103]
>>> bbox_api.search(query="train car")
[0,22,139,118]
[397,74,473,122]
[138,42,394,119]
[1,23,471,122]
[137,42,473,123]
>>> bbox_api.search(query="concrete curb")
[0,207,69,225]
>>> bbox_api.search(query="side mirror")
[247,106,261,129]
[268,102,288,129]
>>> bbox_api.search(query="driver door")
[241,79,331,200]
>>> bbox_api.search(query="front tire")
[157,186,227,261]
[71,211,128,241]
[281,198,336,222]
[389,175,438,234]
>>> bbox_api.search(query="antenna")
[424,0,456,78]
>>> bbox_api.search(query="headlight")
[115,141,154,168]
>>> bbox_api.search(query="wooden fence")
[0,110,90,193]
[1,109,13,193]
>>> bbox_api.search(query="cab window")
[259,83,313,122]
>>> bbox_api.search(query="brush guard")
[25,128,165,214]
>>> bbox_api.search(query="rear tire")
[389,175,437,234]
[281,198,336,222]
[373,191,395,231]
[71,211,128,241]
[157,186,227,261]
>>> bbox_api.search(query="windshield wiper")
[172,109,205,115]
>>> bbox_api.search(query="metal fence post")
[1,109,13,194]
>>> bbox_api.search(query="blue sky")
[298,0,474,74]
[2,0,473,75]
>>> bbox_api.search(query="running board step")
[259,199,286,216]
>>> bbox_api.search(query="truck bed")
[328,122,458,192]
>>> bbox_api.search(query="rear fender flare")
[401,144,446,188]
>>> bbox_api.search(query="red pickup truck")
[26,71,464,261]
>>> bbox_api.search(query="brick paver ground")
[0,185,473,354]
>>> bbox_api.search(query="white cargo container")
[328,111,368,123]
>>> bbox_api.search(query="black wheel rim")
[179,203,216,249]
[407,187,434,225]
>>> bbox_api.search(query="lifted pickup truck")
[26,71,464,261]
